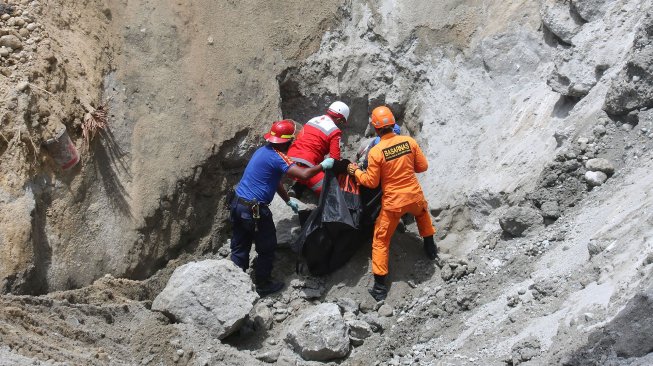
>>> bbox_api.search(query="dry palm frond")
[82,98,111,148]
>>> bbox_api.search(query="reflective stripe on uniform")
[290,157,315,167]
[306,116,338,136]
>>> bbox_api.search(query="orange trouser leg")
[406,200,436,237]
[371,209,402,276]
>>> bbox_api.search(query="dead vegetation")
[82,98,110,149]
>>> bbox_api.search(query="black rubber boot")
[368,274,388,302]
[423,235,438,260]
[255,278,284,297]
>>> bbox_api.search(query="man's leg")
[230,203,255,271]
[407,200,438,260]
[253,206,283,296]
[369,208,402,301]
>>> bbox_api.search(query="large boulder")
[152,259,258,339]
[604,15,653,115]
[572,0,611,22]
[499,207,543,236]
[285,303,350,361]
[564,287,653,363]
[540,0,584,45]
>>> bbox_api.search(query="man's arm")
[276,182,291,202]
[329,130,342,160]
[413,140,429,173]
[286,164,323,181]
[354,151,381,188]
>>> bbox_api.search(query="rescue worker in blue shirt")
[230,119,335,296]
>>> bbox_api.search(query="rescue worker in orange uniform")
[347,106,438,301]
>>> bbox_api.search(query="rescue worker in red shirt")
[347,106,438,301]
[287,101,350,198]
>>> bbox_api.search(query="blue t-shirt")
[371,124,401,147]
[235,145,295,204]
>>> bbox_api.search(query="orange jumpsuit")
[354,133,436,276]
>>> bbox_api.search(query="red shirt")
[287,114,341,165]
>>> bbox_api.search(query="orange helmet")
[370,106,396,129]
[264,119,296,143]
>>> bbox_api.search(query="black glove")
[332,159,351,176]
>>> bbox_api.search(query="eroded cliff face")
[0,0,343,293]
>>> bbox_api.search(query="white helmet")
[327,101,350,122]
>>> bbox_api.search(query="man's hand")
[286,198,300,214]
[320,158,335,170]
[347,163,359,176]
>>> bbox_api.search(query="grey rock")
[0,35,22,50]
[604,17,653,115]
[499,207,544,236]
[441,264,454,281]
[585,158,614,175]
[540,201,560,219]
[152,259,258,339]
[350,337,364,347]
[359,313,386,333]
[511,337,541,365]
[572,0,609,22]
[566,287,653,362]
[359,296,377,314]
[540,0,584,44]
[251,303,273,330]
[587,239,609,257]
[592,125,606,137]
[284,303,350,361]
[378,304,393,317]
[255,348,281,363]
[584,170,608,186]
[347,319,373,340]
[337,297,359,315]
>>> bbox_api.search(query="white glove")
[286,198,299,214]
[320,158,335,170]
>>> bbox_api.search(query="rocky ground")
[0,0,652,365]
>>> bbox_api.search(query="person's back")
[364,133,428,210]
[348,105,437,302]
[286,101,350,196]
[288,114,341,165]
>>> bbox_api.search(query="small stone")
[585,158,615,175]
[337,298,359,315]
[26,23,37,32]
[0,35,22,50]
[207,36,214,45]
[176,349,184,356]
[1,14,10,21]
[0,47,10,57]
[585,170,608,186]
[622,123,634,131]
[255,349,280,363]
[378,304,393,317]
[593,125,606,137]
[632,75,640,82]
[347,319,373,340]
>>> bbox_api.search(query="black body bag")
[292,169,382,276]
